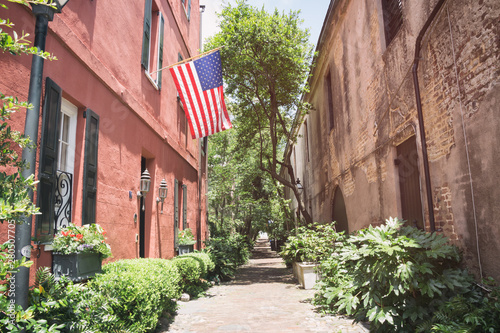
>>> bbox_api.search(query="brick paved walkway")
[159,239,369,333]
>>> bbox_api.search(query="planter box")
[52,252,102,282]
[178,244,194,255]
[295,262,320,290]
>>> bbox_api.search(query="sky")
[199,0,331,49]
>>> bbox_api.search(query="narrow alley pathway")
[159,238,369,333]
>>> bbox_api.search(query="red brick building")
[285,0,500,280]
[0,0,208,280]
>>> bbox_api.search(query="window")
[382,0,404,46]
[181,0,192,21]
[36,79,99,243]
[141,0,165,89]
[54,99,77,231]
[58,100,77,174]
[325,70,334,130]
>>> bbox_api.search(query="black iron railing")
[55,170,72,233]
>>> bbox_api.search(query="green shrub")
[176,252,215,277]
[279,222,344,264]
[172,254,213,297]
[204,234,252,281]
[314,217,472,333]
[81,258,181,332]
[172,257,201,286]
[416,280,500,333]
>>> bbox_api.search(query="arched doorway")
[332,186,349,233]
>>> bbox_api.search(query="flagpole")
[150,46,224,75]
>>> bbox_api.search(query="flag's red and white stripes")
[169,61,231,139]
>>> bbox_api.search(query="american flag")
[169,50,232,139]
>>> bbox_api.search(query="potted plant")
[51,223,112,281]
[177,228,196,255]
[280,223,342,289]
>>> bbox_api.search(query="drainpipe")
[412,0,446,233]
[197,5,206,249]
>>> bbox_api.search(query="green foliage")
[207,128,291,241]
[279,222,344,264]
[0,93,39,223]
[416,281,500,333]
[81,258,181,332]
[51,223,112,259]
[204,234,252,281]
[205,0,315,226]
[1,245,70,332]
[0,0,56,60]
[22,259,184,332]
[177,251,215,277]
[314,217,473,332]
[172,254,213,297]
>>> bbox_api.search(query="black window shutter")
[158,14,165,89]
[36,78,62,243]
[187,0,192,21]
[82,108,99,225]
[182,184,187,229]
[174,179,179,247]
[141,0,152,69]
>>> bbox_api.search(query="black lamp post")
[157,179,168,214]
[137,169,151,211]
[15,0,70,310]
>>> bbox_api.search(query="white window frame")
[58,98,77,175]
[144,11,164,90]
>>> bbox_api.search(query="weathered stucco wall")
[294,0,499,280]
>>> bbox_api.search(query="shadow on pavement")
[228,238,296,285]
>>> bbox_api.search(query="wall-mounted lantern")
[296,178,303,194]
[137,169,151,211]
[156,179,168,214]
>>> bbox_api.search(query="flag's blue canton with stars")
[169,49,232,139]
[194,50,223,91]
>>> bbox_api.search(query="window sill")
[183,7,190,21]
[145,71,160,90]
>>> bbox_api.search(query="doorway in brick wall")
[396,136,424,229]
[332,186,349,233]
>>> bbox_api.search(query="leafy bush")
[279,222,344,265]
[314,217,472,332]
[204,234,252,281]
[416,280,500,333]
[85,258,181,332]
[177,252,215,277]
[172,257,201,291]
[0,242,59,333]
[172,254,213,297]
[22,260,182,333]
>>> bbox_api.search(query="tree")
[205,0,315,224]
[207,115,292,241]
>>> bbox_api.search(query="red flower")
[61,231,69,237]
[102,231,107,235]
[76,234,83,240]
[70,233,75,237]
